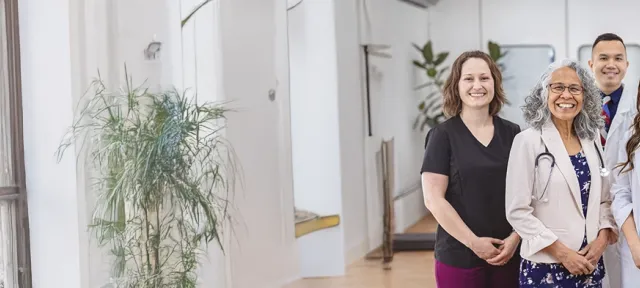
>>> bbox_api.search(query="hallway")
[285,215,438,288]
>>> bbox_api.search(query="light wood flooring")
[284,214,438,288]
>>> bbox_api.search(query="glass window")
[0,0,13,189]
[0,0,31,286]
[578,43,640,89]
[498,44,556,128]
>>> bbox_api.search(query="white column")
[18,0,83,286]
[218,0,300,286]
[288,0,346,277]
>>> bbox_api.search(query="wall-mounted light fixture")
[144,35,162,60]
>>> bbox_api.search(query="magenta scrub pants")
[435,259,519,288]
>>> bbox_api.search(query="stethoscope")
[532,141,608,203]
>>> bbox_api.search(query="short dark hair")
[592,33,626,50]
[442,51,505,117]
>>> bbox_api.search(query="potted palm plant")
[56,70,236,287]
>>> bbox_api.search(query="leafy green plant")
[488,40,513,105]
[56,70,236,288]
[488,40,507,72]
[412,40,449,131]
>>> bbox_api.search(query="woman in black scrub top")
[421,51,521,288]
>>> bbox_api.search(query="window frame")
[494,44,557,128]
[500,44,557,63]
[4,0,31,287]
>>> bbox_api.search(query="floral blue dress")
[519,151,605,287]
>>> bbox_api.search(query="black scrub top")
[421,115,521,269]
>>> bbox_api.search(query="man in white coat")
[589,32,637,288]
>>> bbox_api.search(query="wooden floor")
[284,214,438,288]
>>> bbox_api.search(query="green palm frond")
[56,69,236,288]
[181,0,213,28]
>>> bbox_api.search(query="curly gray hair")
[522,58,604,140]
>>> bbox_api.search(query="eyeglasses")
[549,83,583,95]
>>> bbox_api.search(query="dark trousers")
[435,259,519,288]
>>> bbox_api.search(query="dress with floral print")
[519,151,605,288]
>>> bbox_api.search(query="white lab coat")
[607,83,638,288]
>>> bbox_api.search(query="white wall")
[567,0,640,59]
[20,0,298,287]
[70,0,112,285]
[19,0,84,286]
[20,0,640,287]
[288,0,346,277]
[427,0,480,71]
[78,0,191,286]
[333,0,369,265]
[385,1,431,234]
[177,1,230,287]
[481,0,567,58]
[289,1,343,217]
[219,0,299,287]
[429,0,566,60]
[568,0,640,89]
[355,0,430,240]
[205,0,640,286]
[81,0,298,287]
[287,0,432,276]
[428,0,640,127]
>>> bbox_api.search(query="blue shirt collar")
[602,85,623,104]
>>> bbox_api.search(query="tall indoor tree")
[56,71,236,287]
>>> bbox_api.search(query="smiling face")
[458,57,495,112]
[547,67,584,122]
[589,40,628,91]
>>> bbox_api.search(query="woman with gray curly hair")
[505,59,618,287]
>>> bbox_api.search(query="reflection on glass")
[498,45,556,128]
